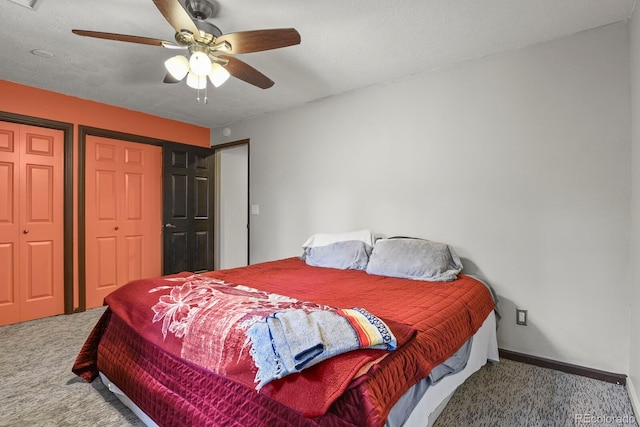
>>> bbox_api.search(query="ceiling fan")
[72,0,300,95]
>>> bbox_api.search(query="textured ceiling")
[0,0,635,128]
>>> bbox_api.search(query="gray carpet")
[435,358,638,427]
[0,308,637,427]
[0,307,144,427]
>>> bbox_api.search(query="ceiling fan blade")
[220,56,274,89]
[152,0,200,40]
[216,29,301,54]
[72,30,172,47]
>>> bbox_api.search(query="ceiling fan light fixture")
[164,55,190,81]
[163,72,182,84]
[208,63,230,87]
[186,71,207,89]
[189,51,212,76]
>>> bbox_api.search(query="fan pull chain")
[195,76,208,104]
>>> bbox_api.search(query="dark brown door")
[163,142,215,274]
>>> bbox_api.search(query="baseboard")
[498,349,626,385]
[628,377,640,418]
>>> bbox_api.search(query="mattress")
[99,311,498,427]
[398,310,498,427]
[73,257,496,426]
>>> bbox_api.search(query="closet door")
[0,122,20,324]
[0,122,64,325]
[84,136,162,309]
[20,125,65,320]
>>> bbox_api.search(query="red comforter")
[73,257,495,426]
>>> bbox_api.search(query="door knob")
[114,226,119,230]
[23,229,29,234]
[165,223,176,228]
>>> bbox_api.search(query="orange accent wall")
[0,80,210,147]
[0,79,210,313]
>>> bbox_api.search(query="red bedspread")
[73,257,495,426]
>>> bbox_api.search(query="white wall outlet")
[516,308,528,326]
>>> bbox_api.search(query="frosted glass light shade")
[164,55,189,81]
[186,71,207,89]
[189,51,212,76]
[208,63,230,87]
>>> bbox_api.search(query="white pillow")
[302,229,374,250]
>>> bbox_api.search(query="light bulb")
[164,55,189,81]
[208,63,230,87]
[189,51,212,76]
[186,71,207,89]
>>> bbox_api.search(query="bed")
[73,234,498,426]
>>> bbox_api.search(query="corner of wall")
[627,378,640,419]
[630,6,640,418]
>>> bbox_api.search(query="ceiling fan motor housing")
[185,0,217,21]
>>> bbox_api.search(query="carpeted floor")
[0,308,637,427]
[0,307,143,427]
[435,359,638,427]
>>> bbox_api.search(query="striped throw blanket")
[247,307,397,390]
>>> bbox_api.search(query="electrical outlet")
[516,308,528,326]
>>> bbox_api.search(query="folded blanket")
[247,307,397,390]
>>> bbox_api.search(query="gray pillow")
[304,240,372,270]
[366,238,463,281]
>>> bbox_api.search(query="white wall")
[213,23,631,374]
[629,6,640,415]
